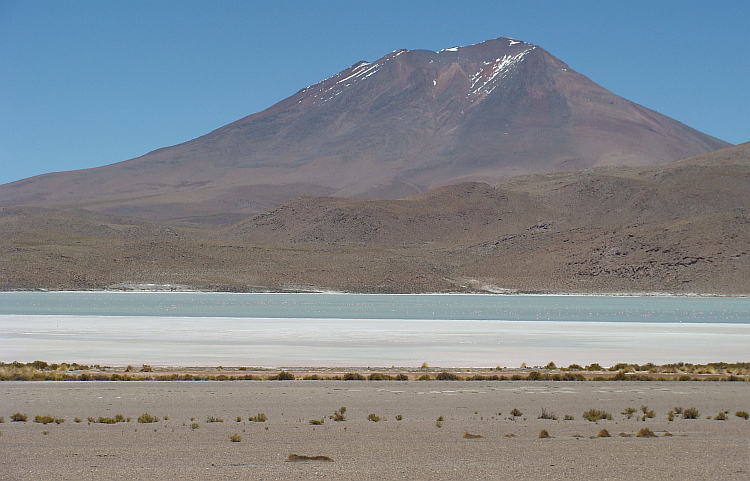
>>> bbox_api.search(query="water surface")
[1,292,748,367]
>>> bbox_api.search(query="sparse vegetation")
[636,427,657,438]
[583,409,612,422]
[309,418,324,425]
[435,415,443,428]
[395,414,403,421]
[510,408,523,418]
[205,415,223,423]
[367,413,381,423]
[736,411,749,420]
[229,433,242,442]
[190,423,199,430]
[272,371,295,381]
[463,432,484,439]
[538,429,552,438]
[138,413,159,424]
[436,371,459,380]
[714,410,729,421]
[332,407,346,422]
[564,414,574,421]
[11,413,27,422]
[344,372,365,381]
[34,415,64,424]
[682,407,700,419]
[94,414,126,424]
[286,454,334,463]
[249,413,267,422]
[538,408,557,420]
[597,429,611,437]
[621,407,636,419]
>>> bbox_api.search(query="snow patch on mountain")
[468,48,533,97]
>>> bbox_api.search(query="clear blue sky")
[1,0,748,185]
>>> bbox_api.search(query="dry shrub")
[286,454,334,463]
[538,429,552,439]
[138,413,159,424]
[229,434,242,442]
[636,427,657,438]
[583,409,612,422]
[682,407,700,419]
[597,429,611,438]
[462,432,484,439]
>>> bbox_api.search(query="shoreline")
[2,287,748,298]
[3,362,748,382]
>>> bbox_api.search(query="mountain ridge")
[0,36,730,220]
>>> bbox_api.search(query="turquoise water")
[1,292,748,323]
[1,293,748,367]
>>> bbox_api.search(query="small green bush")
[736,411,749,420]
[273,371,295,381]
[190,423,200,430]
[367,414,381,422]
[343,372,365,381]
[436,371,459,381]
[395,414,403,421]
[538,429,551,438]
[714,410,729,421]
[435,416,443,428]
[34,415,55,425]
[597,429,611,437]
[138,413,159,424]
[564,414,574,421]
[621,407,636,419]
[205,415,223,423]
[526,371,542,381]
[510,408,523,417]
[309,419,324,425]
[10,413,27,422]
[583,409,612,422]
[418,374,432,381]
[682,407,700,419]
[249,413,267,422]
[636,427,657,438]
[229,433,242,442]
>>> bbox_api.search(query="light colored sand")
[1,381,748,480]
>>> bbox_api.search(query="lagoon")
[1,292,748,367]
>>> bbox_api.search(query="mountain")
[2,143,748,294]
[0,37,730,221]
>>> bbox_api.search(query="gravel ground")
[1,381,748,480]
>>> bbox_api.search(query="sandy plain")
[1,380,749,480]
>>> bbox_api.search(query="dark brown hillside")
[1,143,747,294]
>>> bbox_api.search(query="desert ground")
[1,380,748,480]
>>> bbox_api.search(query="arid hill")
[0,37,728,221]
[2,143,747,294]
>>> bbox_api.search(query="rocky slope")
[2,143,747,294]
